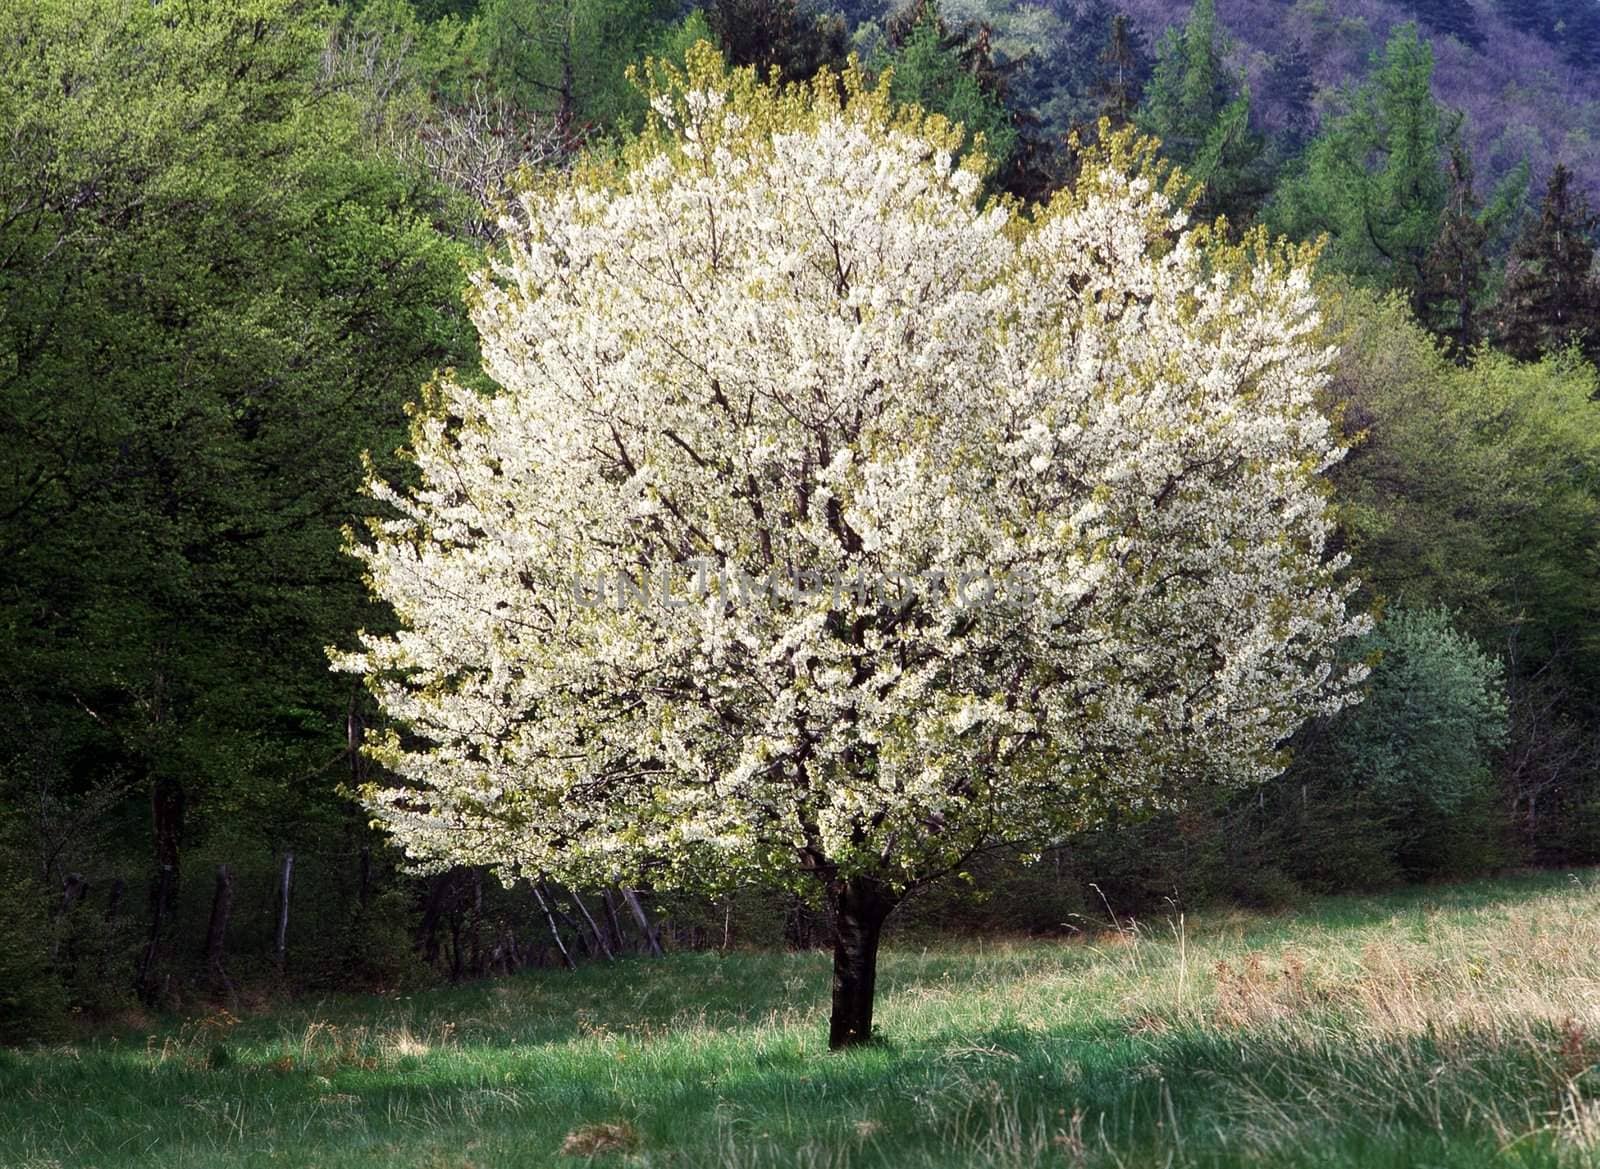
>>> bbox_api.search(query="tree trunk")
[204,864,236,1002]
[136,863,175,1003]
[469,867,484,977]
[138,774,185,1002]
[59,872,88,916]
[150,775,184,917]
[531,884,575,970]
[621,888,663,957]
[601,890,625,953]
[538,882,588,955]
[570,890,613,960]
[417,871,452,965]
[52,874,87,962]
[828,876,896,1050]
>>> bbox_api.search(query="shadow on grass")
[1,972,1580,1169]
[6,871,1598,1168]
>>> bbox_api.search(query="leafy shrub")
[1333,606,1509,876]
[0,865,68,1044]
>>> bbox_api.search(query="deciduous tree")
[338,46,1368,1048]
[0,0,477,1002]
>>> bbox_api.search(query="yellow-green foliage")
[1323,285,1600,662]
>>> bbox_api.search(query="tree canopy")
[338,44,1368,1047]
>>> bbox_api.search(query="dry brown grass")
[558,1121,639,1156]
[16,873,1600,1168]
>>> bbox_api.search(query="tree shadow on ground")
[0,975,1579,1169]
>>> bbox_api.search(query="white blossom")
[335,51,1368,893]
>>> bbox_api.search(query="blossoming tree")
[337,45,1368,1048]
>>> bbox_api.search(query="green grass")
[7,871,1600,1168]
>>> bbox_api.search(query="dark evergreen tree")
[1136,0,1268,224]
[1268,26,1449,310]
[1421,144,1488,358]
[1139,0,1231,159]
[1494,165,1600,363]
[885,0,1015,100]
[1093,13,1145,128]
[1398,0,1484,50]
[882,0,1049,199]
[1261,38,1316,147]
[1003,0,1149,174]
[707,0,848,83]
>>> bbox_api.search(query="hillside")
[931,0,1600,198]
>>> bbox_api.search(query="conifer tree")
[883,0,1020,183]
[1494,165,1600,363]
[1139,0,1228,158]
[1421,144,1488,358]
[1094,14,1144,128]
[1261,39,1315,147]
[707,0,847,83]
[1137,0,1265,223]
[1268,26,1448,310]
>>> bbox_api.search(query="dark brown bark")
[828,875,897,1050]
[203,865,232,963]
[52,873,87,962]
[347,702,367,785]
[204,864,235,1000]
[138,774,185,1000]
[448,909,464,980]
[150,775,184,915]
[136,863,175,1002]
[59,873,88,916]
[104,878,125,922]
[417,871,453,964]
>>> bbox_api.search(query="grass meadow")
[7,871,1600,1168]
